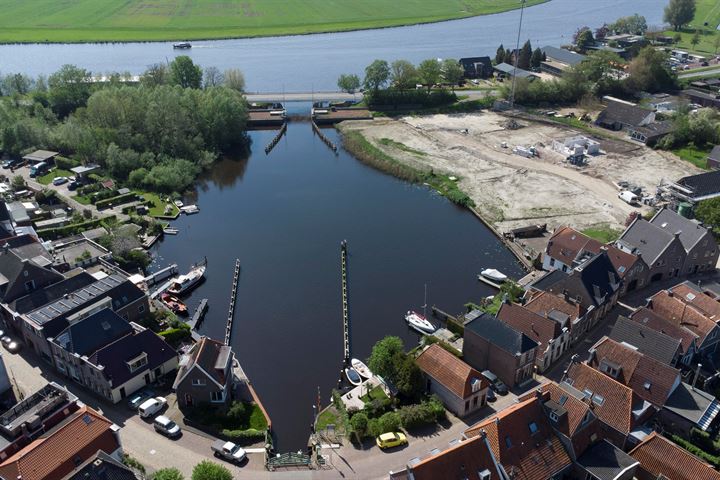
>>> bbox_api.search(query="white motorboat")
[351,358,372,379]
[173,200,184,208]
[168,262,206,296]
[181,205,199,215]
[480,268,508,283]
[345,367,362,386]
[405,310,435,334]
[163,227,179,235]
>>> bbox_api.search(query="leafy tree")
[530,48,543,69]
[364,60,390,92]
[417,59,442,92]
[11,175,25,190]
[394,355,424,399]
[495,44,506,64]
[170,56,202,89]
[576,50,625,95]
[518,40,532,70]
[223,69,245,92]
[153,468,184,480]
[203,66,224,88]
[141,64,169,87]
[390,60,418,90]
[664,0,696,31]
[609,14,648,34]
[367,336,404,379]
[595,24,610,40]
[691,30,701,48]
[625,47,676,93]
[48,64,92,118]
[377,412,401,434]
[441,59,464,89]
[350,411,369,440]
[337,74,361,93]
[3,73,33,96]
[575,28,595,50]
[696,197,720,236]
[191,461,232,480]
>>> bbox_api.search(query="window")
[126,353,148,373]
[549,258,556,267]
[24,280,35,292]
[592,394,605,406]
[599,361,619,379]
[549,411,559,422]
[138,304,145,314]
[465,400,470,412]
[192,379,206,386]
[528,422,539,434]
[210,390,226,403]
[471,378,482,393]
[505,436,512,448]
[473,396,478,407]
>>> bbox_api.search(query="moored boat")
[351,358,372,379]
[404,310,435,334]
[480,268,508,283]
[345,367,362,386]
[168,261,206,296]
[163,227,179,235]
[181,205,199,214]
[160,292,188,315]
[173,42,192,49]
[173,200,184,208]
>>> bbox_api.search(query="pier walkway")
[224,259,241,345]
[340,240,350,364]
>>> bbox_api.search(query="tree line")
[0,56,248,194]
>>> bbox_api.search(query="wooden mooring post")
[264,122,287,154]
[312,120,338,153]
[224,259,241,345]
[340,240,350,364]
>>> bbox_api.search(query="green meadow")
[0,0,547,43]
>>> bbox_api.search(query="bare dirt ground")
[341,111,700,232]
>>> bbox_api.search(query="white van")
[153,415,181,437]
[138,396,167,418]
[618,190,639,205]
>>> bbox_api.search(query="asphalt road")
[678,67,720,79]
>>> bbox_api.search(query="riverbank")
[0,0,548,44]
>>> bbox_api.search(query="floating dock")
[188,298,208,331]
[224,259,241,345]
[477,274,504,290]
[248,107,287,129]
[144,264,178,287]
[340,240,350,364]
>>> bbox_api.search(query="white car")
[153,415,181,437]
[138,396,167,418]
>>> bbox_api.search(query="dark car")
[68,180,80,191]
[486,388,497,402]
[481,370,509,395]
[1,159,19,169]
[127,388,155,410]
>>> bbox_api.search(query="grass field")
[0,0,547,43]
[666,0,720,55]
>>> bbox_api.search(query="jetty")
[224,259,241,345]
[312,121,338,153]
[264,122,287,154]
[312,107,372,125]
[188,298,208,330]
[477,275,504,290]
[144,264,178,287]
[248,103,287,129]
[340,240,350,364]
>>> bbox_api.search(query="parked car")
[138,396,167,418]
[67,180,80,191]
[376,432,408,449]
[52,176,68,186]
[29,162,48,178]
[127,389,155,410]
[1,336,12,348]
[212,440,247,464]
[486,388,497,402]
[3,340,21,354]
[153,415,181,438]
[618,190,639,205]
[1,159,20,169]
[481,370,509,395]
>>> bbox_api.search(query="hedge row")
[366,89,457,108]
[221,428,265,442]
[159,324,191,345]
[54,156,80,171]
[95,192,137,210]
[37,216,114,240]
[672,435,720,466]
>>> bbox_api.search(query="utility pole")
[509,0,527,109]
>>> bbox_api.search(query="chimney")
[563,289,570,302]
[674,231,681,239]
[693,363,702,389]
[535,387,542,400]
[667,289,674,297]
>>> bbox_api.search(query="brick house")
[609,316,683,367]
[628,307,699,367]
[415,344,488,417]
[174,336,234,407]
[523,290,588,346]
[462,312,538,388]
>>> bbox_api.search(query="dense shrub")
[220,428,265,442]
[366,89,457,108]
[54,155,80,170]
[159,324,191,345]
[36,216,113,240]
[95,191,137,209]
[363,397,393,418]
[672,435,720,466]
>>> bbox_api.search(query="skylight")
[528,422,539,434]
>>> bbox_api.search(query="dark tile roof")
[493,62,537,78]
[632,120,675,138]
[609,316,681,365]
[543,252,621,309]
[577,440,639,480]
[54,309,133,357]
[541,46,586,66]
[62,450,140,480]
[650,208,711,252]
[528,269,568,291]
[465,312,538,355]
[174,337,233,389]
[596,100,654,127]
[416,344,485,399]
[617,217,676,264]
[630,432,720,480]
[677,169,720,199]
[709,145,720,162]
[628,307,698,355]
[88,329,176,387]
[10,272,97,314]
[663,382,720,427]
[497,303,561,354]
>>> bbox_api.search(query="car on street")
[153,415,181,438]
[3,339,21,354]
[212,440,247,464]
[138,396,167,418]
[1,336,12,348]
[52,176,68,186]
[376,432,408,449]
[1,159,20,169]
[481,370,509,395]
[127,389,155,410]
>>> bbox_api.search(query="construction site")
[340,111,700,234]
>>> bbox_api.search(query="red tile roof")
[524,291,585,321]
[586,244,642,279]
[629,307,698,355]
[497,303,562,358]
[564,363,643,436]
[648,290,719,346]
[465,396,572,480]
[589,337,680,406]
[416,344,486,399]
[630,432,720,480]
[546,226,601,266]
[0,406,119,480]
[670,283,720,320]
[408,435,498,480]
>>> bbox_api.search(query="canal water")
[150,103,524,449]
[0,0,666,91]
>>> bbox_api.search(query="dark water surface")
[150,108,523,449]
[1,0,665,91]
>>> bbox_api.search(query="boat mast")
[422,283,427,318]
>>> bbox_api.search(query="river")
[0,0,666,91]
[150,104,524,449]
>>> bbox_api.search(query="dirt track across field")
[340,112,700,233]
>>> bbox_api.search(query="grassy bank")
[664,0,720,55]
[581,225,623,243]
[672,145,712,170]
[0,0,548,43]
[340,128,474,208]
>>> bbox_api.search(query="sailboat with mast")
[404,284,436,334]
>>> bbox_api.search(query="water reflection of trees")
[195,136,252,194]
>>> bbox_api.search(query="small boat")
[351,358,372,379]
[480,268,508,283]
[173,42,192,49]
[345,367,362,386]
[173,200,184,208]
[168,262,206,296]
[181,205,199,215]
[163,227,179,235]
[160,292,188,315]
[405,310,436,334]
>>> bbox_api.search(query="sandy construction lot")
[341,112,700,232]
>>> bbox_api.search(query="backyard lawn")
[0,0,547,43]
[139,192,180,218]
[360,385,388,403]
[36,168,73,185]
[581,225,624,243]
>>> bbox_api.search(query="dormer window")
[471,378,482,393]
[599,361,620,379]
[644,381,651,390]
[549,411,559,422]
[126,352,148,373]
